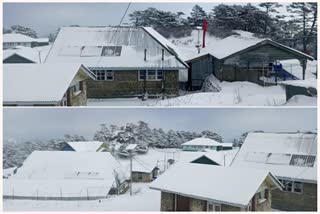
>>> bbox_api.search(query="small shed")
[150,163,283,211]
[280,79,317,101]
[132,161,160,182]
[3,63,96,106]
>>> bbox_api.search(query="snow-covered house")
[180,31,314,90]
[150,163,283,211]
[231,132,317,211]
[3,33,49,49]
[131,159,160,182]
[44,26,188,98]
[181,138,232,151]
[3,45,51,63]
[63,141,108,152]
[3,63,96,106]
[3,151,129,200]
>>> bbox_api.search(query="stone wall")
[221,204,241,211]
[272,182,317,211]
[160,192,175,211]
[86,70,179,98]
[68,81,87,106]
[132,172,152,182]
[189,197,206,211]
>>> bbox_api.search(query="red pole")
[202,20,208,48]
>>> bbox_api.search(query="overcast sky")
[3,2,291,37]
[4,108,316,143]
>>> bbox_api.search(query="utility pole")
[130,151,133,196]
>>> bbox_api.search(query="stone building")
[231,132,317,211]
[44,26,188,98]
[150,163,282,211]
[3,63,95,106]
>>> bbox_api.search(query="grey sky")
[3,108,316,143]
[3,2,291,37]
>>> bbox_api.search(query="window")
[139,70,164,81]
[92,70,114,81]
[207,202,221,212]
[279,179,303,193]
[148,70,156,80]
[257,190,267,204]
[101,46,122,56]
[290,155,316,167]
[139,70,146,80]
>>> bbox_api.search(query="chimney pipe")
[144,49,147,61]
[202,20,208,48]
[162,49,164,61]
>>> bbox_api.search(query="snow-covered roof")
[191,149,239,166]
[181,137,223,146]
[66,141,105,152]
[35,38,49,43]
[13,151,122,181]
[231,132,317,183]
[3,63,95,104]
[132,159,158,173]
[45,26,188,72]
[175,30,313,62]
[3,45,52,63]
[3,33,36,43]
[126,144,138,151]
[150,163,282,207]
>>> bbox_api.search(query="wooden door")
[176,195,190,211]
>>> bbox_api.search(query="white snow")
[3,45,52,63]
[231,132,317,183]
[3,33,36,43]
[66,141,105,152]
[182,137,223,146]
[45,27,188,81]
[280,59,317,80]
[280,78,317,89]
[4,151,127,199]
[3,63,94,104]
[153,81,286,106]
[284,95,317,106]
[3,183,160,211]
[150,163,281,207]
[3,167,17,178]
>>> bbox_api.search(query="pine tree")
[10,25,38,38]
[188,4,208,27]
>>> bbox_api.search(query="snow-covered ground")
[3,183,161,211]
[284,95,317,106]
[88,82,289,106]
[154,82,287,106]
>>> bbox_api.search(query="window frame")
[138,70,165,81]
[207,201,221,212]
[92,70,114,81]
[279,179,304,194]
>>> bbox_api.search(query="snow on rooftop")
[150,163,279,207]
[45,27,188,77]
[231,132,317,182]
[181,137,223,146]
[195,149,239,166]
[126,144,138,151]
[3,33,36,43]
[5,151,127,199]
[3,45,52,63]
[172,30,313,62]
[66,141,104,152]
[3,63,93,104]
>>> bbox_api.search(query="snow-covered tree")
[188,4,208,26]
[9,25,38,38]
